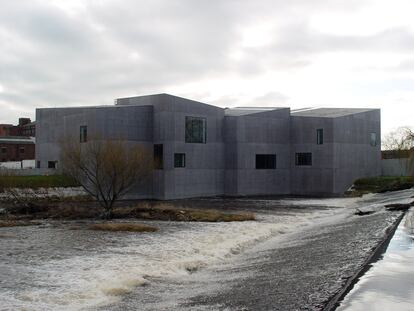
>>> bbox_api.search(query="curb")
[322,211,407,311]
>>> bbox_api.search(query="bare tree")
[60,138,153,219]
[382,127,414,176]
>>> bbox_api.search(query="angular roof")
[291,108,377,118]
[224,107,287,116]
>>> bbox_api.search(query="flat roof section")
[225,107,287,116]
[291,108,377,118]
[0,137,35,144]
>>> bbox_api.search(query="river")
[0,190,413,310]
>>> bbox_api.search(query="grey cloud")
[0,0,406,124]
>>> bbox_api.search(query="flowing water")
[0,191,412,311]
[337,207,414,311]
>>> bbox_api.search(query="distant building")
[36,93,381,199]
[0,118,36,137]
[0,137,35,163]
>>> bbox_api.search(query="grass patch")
[89,223,158,232]
[351,176,414,195]
[0,174,79,190]
[114,203,256,222]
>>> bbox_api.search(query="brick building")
[0,118,36,137]
[0,137,35,162]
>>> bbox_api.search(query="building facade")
[0,118,36,137]
[36,94,381,199]
[0,137,35,163]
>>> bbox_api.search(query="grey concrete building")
[35,94,381,199]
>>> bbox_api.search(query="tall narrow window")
[256,154,276,169]
[370,133,377,146]
[154,144,163,169]
[174,153,186,168]
[295,153,312,166]
[36,161,41,169]
[80,126,87,143]
[185,116,207,143]
[316,129,324,145]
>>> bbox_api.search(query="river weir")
[1,190,413,310]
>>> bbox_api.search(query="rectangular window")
[1,147,6,154]
[317,129,324,145]
[48,161,57,169]
[174,153,186,168]
[154,144,163,169]
[370,133,377,146]
[256,154,276,169]
[36,161,41,169]
[295,153,312,166]
[185,116,207,143]
[19,147,25,154]
[80,126,87,143]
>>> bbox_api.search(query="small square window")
[80,126,87,143]
[48,161,57,169]
[19,147,25,154]
[174,153,186,168]
[295,153,312,166]
[317,129,323,145]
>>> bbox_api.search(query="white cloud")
[0,0,413,135]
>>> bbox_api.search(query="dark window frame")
[256,154,277,169]
[185,116,207,144]
[19,147,25,154]
[295,153,312,166]
[316,128,324,145]
[174,153,186,168]
[48,161,57,169]
[154,144,164,170]
[80,125,87,143]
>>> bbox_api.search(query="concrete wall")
[382,158,412,176]
[290,110,381,195]
[36,105,154,198]
[36,94,382,199]
[224,108,291,196]
[150,95,225,199]
[332,110,381,193]
[290,116,335,195]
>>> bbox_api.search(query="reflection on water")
[337,208,414,311]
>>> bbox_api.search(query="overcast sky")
[1,0,413,135]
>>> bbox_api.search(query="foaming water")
[1,192,412,311]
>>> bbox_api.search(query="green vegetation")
[114,203,256,222]
[0,174,79,190]
[351,176,414,196]
[89,223,158,232]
